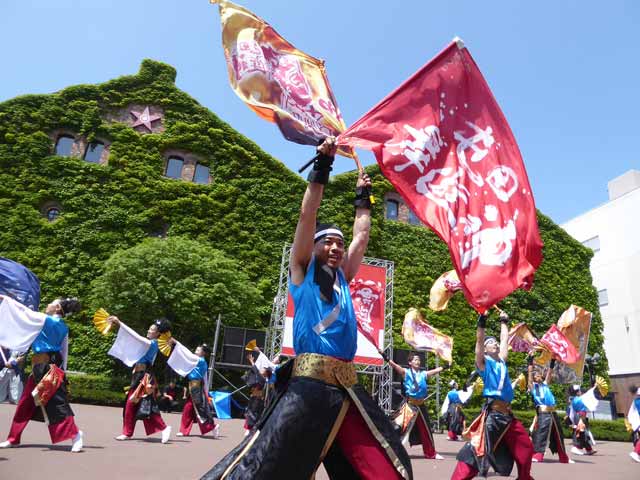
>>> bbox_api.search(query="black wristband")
[476,314,488,329]
[354,186,372,209]
[307,152,334,185]
[527,355,534,366]
[379,350,389,362]
[550,359,557,369]
[499,315,509,324]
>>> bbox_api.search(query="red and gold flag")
[539,324,580,364]
[212,0,351,157]
[337,39,543,312]
[429,270,463,311]
[508,322,539,353]
[402,308,453,363]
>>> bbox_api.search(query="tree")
[89,236,262,349]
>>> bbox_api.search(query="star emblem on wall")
[130,106,162,132]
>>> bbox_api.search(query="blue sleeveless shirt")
[32,315,68,353]
[136,339,159,366]
[531,382,556,407]
[289,257,357,360]
[187,357,208,381]
[447,389,462,404]
[479,355,514,403]
[404,368,428,399]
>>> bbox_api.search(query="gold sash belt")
[189,380,202,389]
[292,353,357,388]
[408,397,426,406]
[489,398,512,415]
[31,353,51,366]
[537,405,556,413]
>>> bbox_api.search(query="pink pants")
[6,376,79,444]
[451,418,533,480]
[122,390,166,437]
[180,397,215,436]
[333,403,403,480]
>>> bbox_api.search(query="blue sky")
[1,0,637,224]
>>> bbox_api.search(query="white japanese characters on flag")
[338,39,543,311]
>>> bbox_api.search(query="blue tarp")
[211,391,244,419]
[0,257,40,310]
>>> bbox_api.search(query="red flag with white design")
[337,39,543,312]
[539,324,580,364]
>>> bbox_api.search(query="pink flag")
[337,39,543,312]
[539,324,580,364]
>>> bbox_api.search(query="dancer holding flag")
[105,315,172,443]
[527,355,570,463]
[202,138,411,480]
[0,294,84,452]
[166,340,219,438]
[451,310,534,480]
[385,351,446,460]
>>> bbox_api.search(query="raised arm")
[498,312,509,361]
[379,349,406,379]
[527,354,534,390]
[343,171,372,282]
[475,314,487,371]
[290,138,336,286]
[546,359,556,384]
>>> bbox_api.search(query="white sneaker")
[0,440,15,448]
[176,432,184,437]
[71,431,83,453]
[532,457,539,463]
[213,424,220,439]
[115,434,131,441]
[569,459,576,464]
[571,446,585,456]
[434,453,444,460]
[161,426,171,444]
[630,452,640,463]
[244,429,250,437]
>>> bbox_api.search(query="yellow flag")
[212,0,352,157]
[428,270,462,311]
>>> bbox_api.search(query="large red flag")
[337,39,543,312]
[539,324,580,364]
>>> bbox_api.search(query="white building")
[561,169,640,414]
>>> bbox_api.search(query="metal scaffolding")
[266,243,396,414]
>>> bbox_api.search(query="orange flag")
[212,0,352,157]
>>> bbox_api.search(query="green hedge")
[66,373,128,407]
[461,408,630,442]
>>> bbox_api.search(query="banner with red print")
[337,39,543,312]
[282,264,386,366]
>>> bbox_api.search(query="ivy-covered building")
[0,60,608,409]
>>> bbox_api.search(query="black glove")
[307,150,334,185]
[527,354,534,366]
[354,186,373,209]
[378,350,389,362]
[499,312,509,324]
[549,358,557,369]
[477,314,488,329]
[441,363,452,371]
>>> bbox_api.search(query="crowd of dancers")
[1,138,639,479]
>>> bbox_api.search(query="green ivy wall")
[0,60,606,397]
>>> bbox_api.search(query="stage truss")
[266,243,396,414]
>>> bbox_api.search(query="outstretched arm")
[384,354,406,379]
[290,138,336,286]
[343,171,372,282]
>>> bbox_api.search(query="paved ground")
[0,402,638,479]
